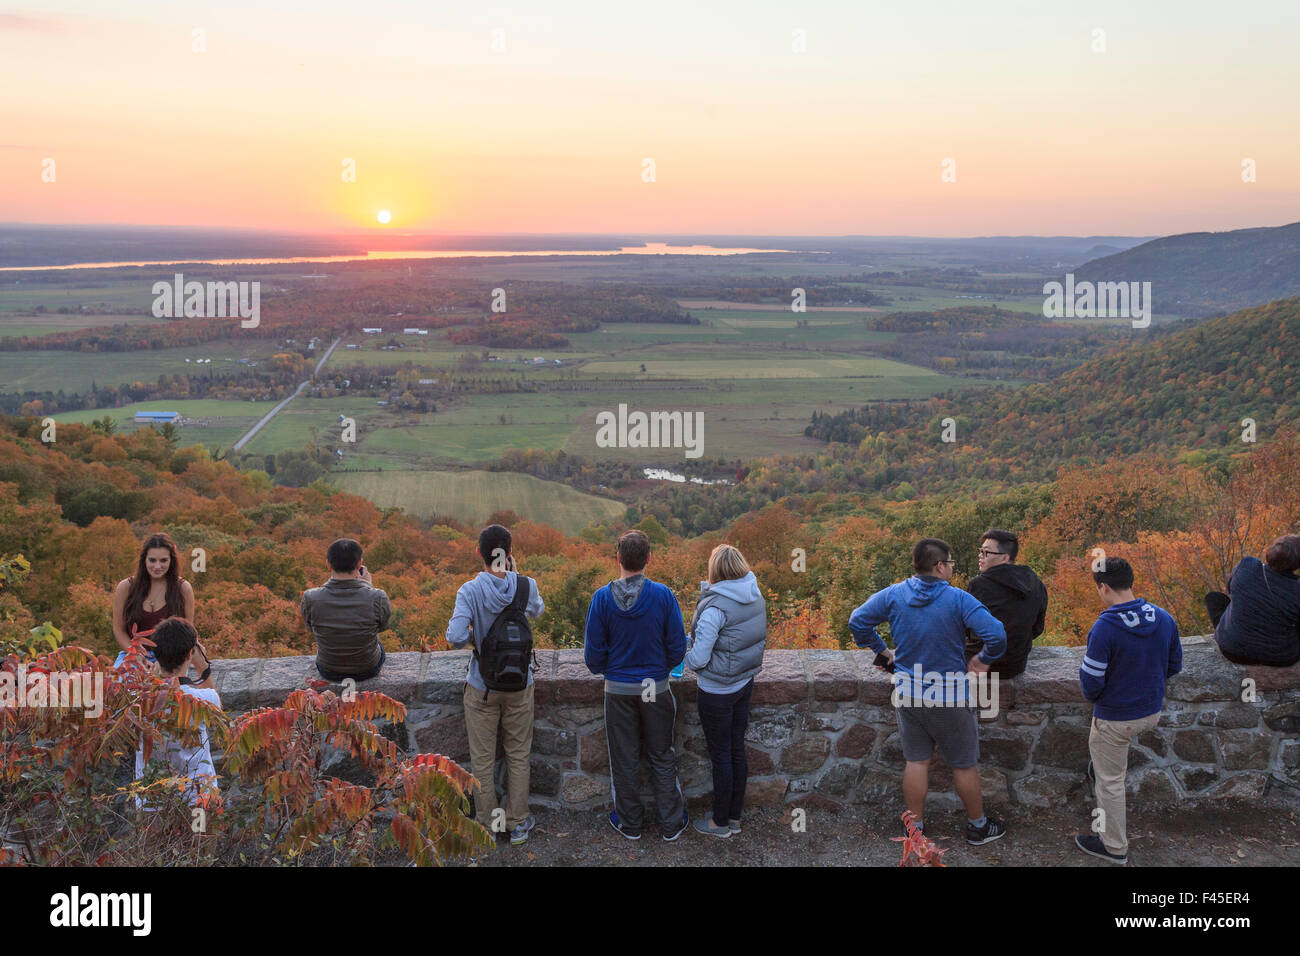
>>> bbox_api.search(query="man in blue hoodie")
[850,538,1009,846]
[584,530,689,841]
[446,525,545,847]
[1076,556,1182,865]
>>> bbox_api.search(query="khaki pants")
[1089,712,1160,855]
[463,682,534,832]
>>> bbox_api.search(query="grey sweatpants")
[604,689,685,832]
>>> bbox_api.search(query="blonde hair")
[708,544,751,585]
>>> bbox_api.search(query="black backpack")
[475,575,536,694]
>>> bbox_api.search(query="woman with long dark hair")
[112,532,195,665]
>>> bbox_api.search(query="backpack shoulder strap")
[510,575,531,614]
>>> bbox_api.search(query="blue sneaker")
[1074,833,1127,864]
[663,809,689,842]
[509,814,535,846]
[608,811,640,840]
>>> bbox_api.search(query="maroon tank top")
[129,581,182,637]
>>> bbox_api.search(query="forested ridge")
[1072,221,1300,316]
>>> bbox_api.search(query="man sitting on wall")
[965,528,1048,679]
[300,538,391,683]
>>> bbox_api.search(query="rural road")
[231,335,342,452]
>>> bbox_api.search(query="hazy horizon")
[0,222,1169,240]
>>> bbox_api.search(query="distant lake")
[0,243,793,273]
[643,468,733,486]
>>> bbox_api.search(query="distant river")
[0,243,793,273]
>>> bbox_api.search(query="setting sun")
[377,210,392,225]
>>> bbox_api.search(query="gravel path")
[462,798,1300,867]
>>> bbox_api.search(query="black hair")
[326,538,363,573]
[1093,556,1135,591]
[981,528,1019,562]
[152,617,199,672]
[912,538,952,575]
[478,524,512,567]
[618,530,651,573]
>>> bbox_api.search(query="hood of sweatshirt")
[467,570,520,614]
[978,562,1039,597]
[902,575,949,607]
[1098,598,1162,637]
[611,574,648,613]
[700,571,762,605]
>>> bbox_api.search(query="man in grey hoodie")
[446,525,545,846]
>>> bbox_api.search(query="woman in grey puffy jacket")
[685,545,767,837]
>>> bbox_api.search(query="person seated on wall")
[300,538,391,682]
[964,528,1048,679]
[1205,534,1300,667]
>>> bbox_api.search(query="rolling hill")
[806,296,1299,487]
[1072,221,1300,317]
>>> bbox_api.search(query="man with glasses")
[850,538,1009,846]
[965,529,1048,679]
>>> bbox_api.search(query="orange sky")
[2,1,1298,236]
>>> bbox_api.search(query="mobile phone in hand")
[874,651,896,674]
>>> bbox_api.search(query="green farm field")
[227,369,957,469]
[244,307,1001,466]
[0,313,167,339]
[0,343,283,394]
[52,399,274,450]
[331,468,626,535]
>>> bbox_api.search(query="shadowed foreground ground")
[458,799,1300,867]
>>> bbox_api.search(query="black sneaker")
[1074,833,1127,864]
[608,811,640,841]
[966,816,1006,845]
[901,817,926,839]
[663,809,689,842]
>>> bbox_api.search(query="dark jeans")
[1205,591,1230,628]
[316,646,386,683]
[697,679,755,827]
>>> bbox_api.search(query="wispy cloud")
[0,12,82,34]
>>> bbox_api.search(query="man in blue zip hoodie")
[850,538,1009,846]
[1075,556,1181,865]
[584,530,689,841]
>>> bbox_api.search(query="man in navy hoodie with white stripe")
[1075,556,1182,865]
[584,530,689,841]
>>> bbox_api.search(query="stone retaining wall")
[213,637,1300,813]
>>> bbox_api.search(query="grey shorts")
[896,703,979,768]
